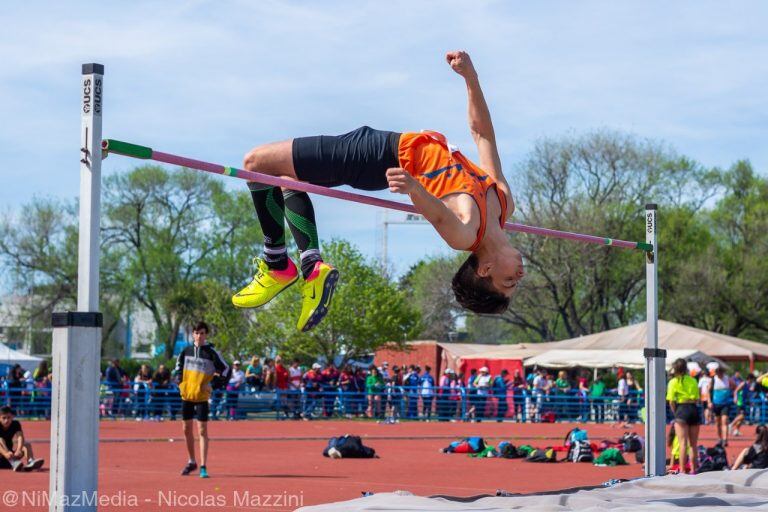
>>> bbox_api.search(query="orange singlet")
[397,130,508,252]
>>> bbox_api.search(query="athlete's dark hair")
[0,405,14,416]
[452,253,510,314]
[756,425,768,452]
[671,358,687,377]
[192,321,210,334]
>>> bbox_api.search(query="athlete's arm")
[173,350,185,378]
[386,167,475,250]
[668,400,677,414]
[446,50,513,214]
[211,347,230,377]
[734,381,744,401]
[0,438,12,459]
[13,430,24,457]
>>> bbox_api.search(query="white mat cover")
[298,469,768,511]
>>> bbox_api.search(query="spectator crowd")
[3,354,768,428]
[0,361,53,418]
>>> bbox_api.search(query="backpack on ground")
[469,445,499,458]
[517,444,535,457]
[323,435,376,459]
[525,447,558,463]
[568,440,595,463]
[708,443,729,470]
[620,432,644,453]
[442,436,486,454]
[564,427,589,446]
[594,448,627,466]
[696,447,715,473]
[697,444,728,473]
[498,441,524,459]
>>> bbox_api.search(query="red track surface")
[1,420,754,511]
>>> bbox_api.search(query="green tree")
[664,161,768,340]
[252,239,419,365]
[198,188,268,290]
[101,165,263,356]
[397,132,721,344]
[495,130,717,341]
[189,280,264,359]
[0,198,129,352]
[399,254,463,340]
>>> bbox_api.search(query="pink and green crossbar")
[101,139,653,252]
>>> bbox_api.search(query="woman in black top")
[731,425,768,470]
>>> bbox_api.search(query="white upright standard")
[48,63,105,512]
[643,203,666,476]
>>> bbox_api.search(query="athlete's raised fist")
[445,50,477,80]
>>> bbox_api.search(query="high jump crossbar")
[101,139,653,253]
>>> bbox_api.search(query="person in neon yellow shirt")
[757,372,768,393]
[666,358,701,473]
[668,426,694,472]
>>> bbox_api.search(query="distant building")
[0,295,157,359]
[0,295,48,354]
[110,306,156,359]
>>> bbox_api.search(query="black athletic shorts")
[674,403,700,426]
[181,400,210,422]
[712,403,730,417]
[292,126,401,191]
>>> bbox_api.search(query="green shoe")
[232,258,298,308]
[297,262,339,332]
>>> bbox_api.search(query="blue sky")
[2,1,767,277]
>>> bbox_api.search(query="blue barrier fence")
[3,382,767,424]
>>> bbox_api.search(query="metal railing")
[3,382,767,424]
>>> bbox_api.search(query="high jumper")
[231,51,521,331]
[103,51,652,333]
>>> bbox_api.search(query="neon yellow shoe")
[232,258,299,308]
[297,262,339,332]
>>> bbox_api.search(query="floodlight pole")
[643,203,665,477]
[48,64,105,512]
[380,210,428,271]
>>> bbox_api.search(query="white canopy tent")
[523,349,724,371]
[0,343,43,372]
[540,320,768,369]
